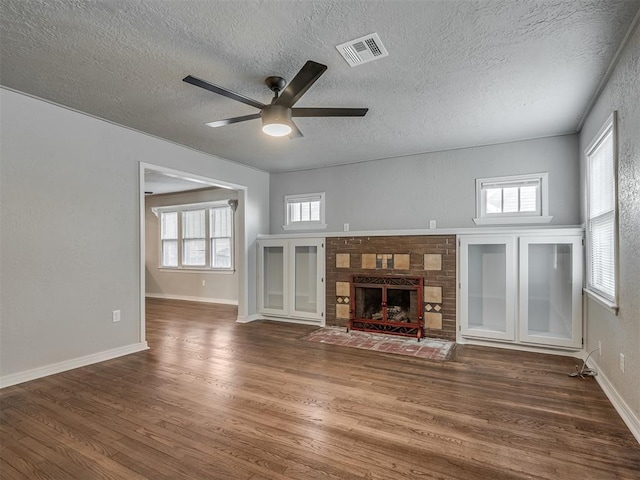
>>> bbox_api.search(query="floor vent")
[336,33,388,67]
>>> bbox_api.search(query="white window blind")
[283,193,326,230]
[182,209,206,266]
[288,196,321,223]
[587,118,616,303]
[210,207,232,268]
[161,212,178,267]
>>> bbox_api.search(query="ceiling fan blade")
[205,113,261,128]
[292,107,368,117]
[289,121,304,138]
[275,61,327,108]
[183,75,265,110]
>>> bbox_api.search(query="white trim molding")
[587,358,640,444]
[0,342,149,389]
[145,293,238,305]
[236,314,262,323]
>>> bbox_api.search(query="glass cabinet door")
[292,244,319,315]
[261,244,286,314]
[519,236,582,348]
[258,238,325,322]
[460,236,516,341]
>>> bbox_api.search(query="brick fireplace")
[326,235,456,341]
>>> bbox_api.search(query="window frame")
[473,172,552,225]
[584,112,618,313]
[283,192,327,230]
[152,201,235,272]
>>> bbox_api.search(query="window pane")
[300,202,311,221]
[502,187,519,213]
[182,210,205,239]
[210,207,231,238]
[183,239,206,266]
[486,188,502,213]
[161,212,178,239]
[520,186,538,212]
[589,212,615,298]
[290,203,301,223]
[162,240,178,267]
[309,200,320,221]
[589,131,615,218]
[212,238,231,268]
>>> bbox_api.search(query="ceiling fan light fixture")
[261,105,292,137]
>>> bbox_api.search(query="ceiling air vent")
[336,33,388,67]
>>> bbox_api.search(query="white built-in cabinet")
[257,238,325,324]
[459,232,583,350]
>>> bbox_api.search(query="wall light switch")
[112,310,121,323]
[619,353,625,373]
[429,220,437,229]
[344,223,350,232]
[202,280,206,287]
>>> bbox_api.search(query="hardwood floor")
[1,298,638,479]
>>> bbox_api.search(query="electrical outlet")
[112,310,121,323]
[598,341,602,356]
[429,220,437,229]
[619,353,625,373]
[202,280,206,287]
[343,223,350,232]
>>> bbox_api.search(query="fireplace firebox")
[349,275,424,340]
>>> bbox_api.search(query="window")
[155,201,234,270]
[160,211,178,267]
[283,193,326,230]
[473,173,552,225]
[585,112,617,310]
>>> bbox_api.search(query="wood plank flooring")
[1,298,638,479]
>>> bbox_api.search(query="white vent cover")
[336,33,388,67]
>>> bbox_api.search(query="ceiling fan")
[183,60,368,138]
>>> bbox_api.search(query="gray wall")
[579,23,640,426]
[269,134,580,233]
[145,188,239,304]
[0,88,269,378]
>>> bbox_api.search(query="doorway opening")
[139,163,247,344]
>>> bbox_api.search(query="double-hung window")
[473,173,552,225]
[283,192,326,230]
[155,201,234,270]
[585,112,618,310]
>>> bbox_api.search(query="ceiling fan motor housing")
[262,104,292,124]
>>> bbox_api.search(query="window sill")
[158,267,235,275]
[583,288,619,315]
[472,216,553,226]
[282,223,327,231]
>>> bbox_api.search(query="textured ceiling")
[1,1,639,173]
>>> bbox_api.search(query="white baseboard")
[145,293,238,306]
[236,314,261,323]
[456,335,581,358]
[588,358,640,444]
[0,342,149,389]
